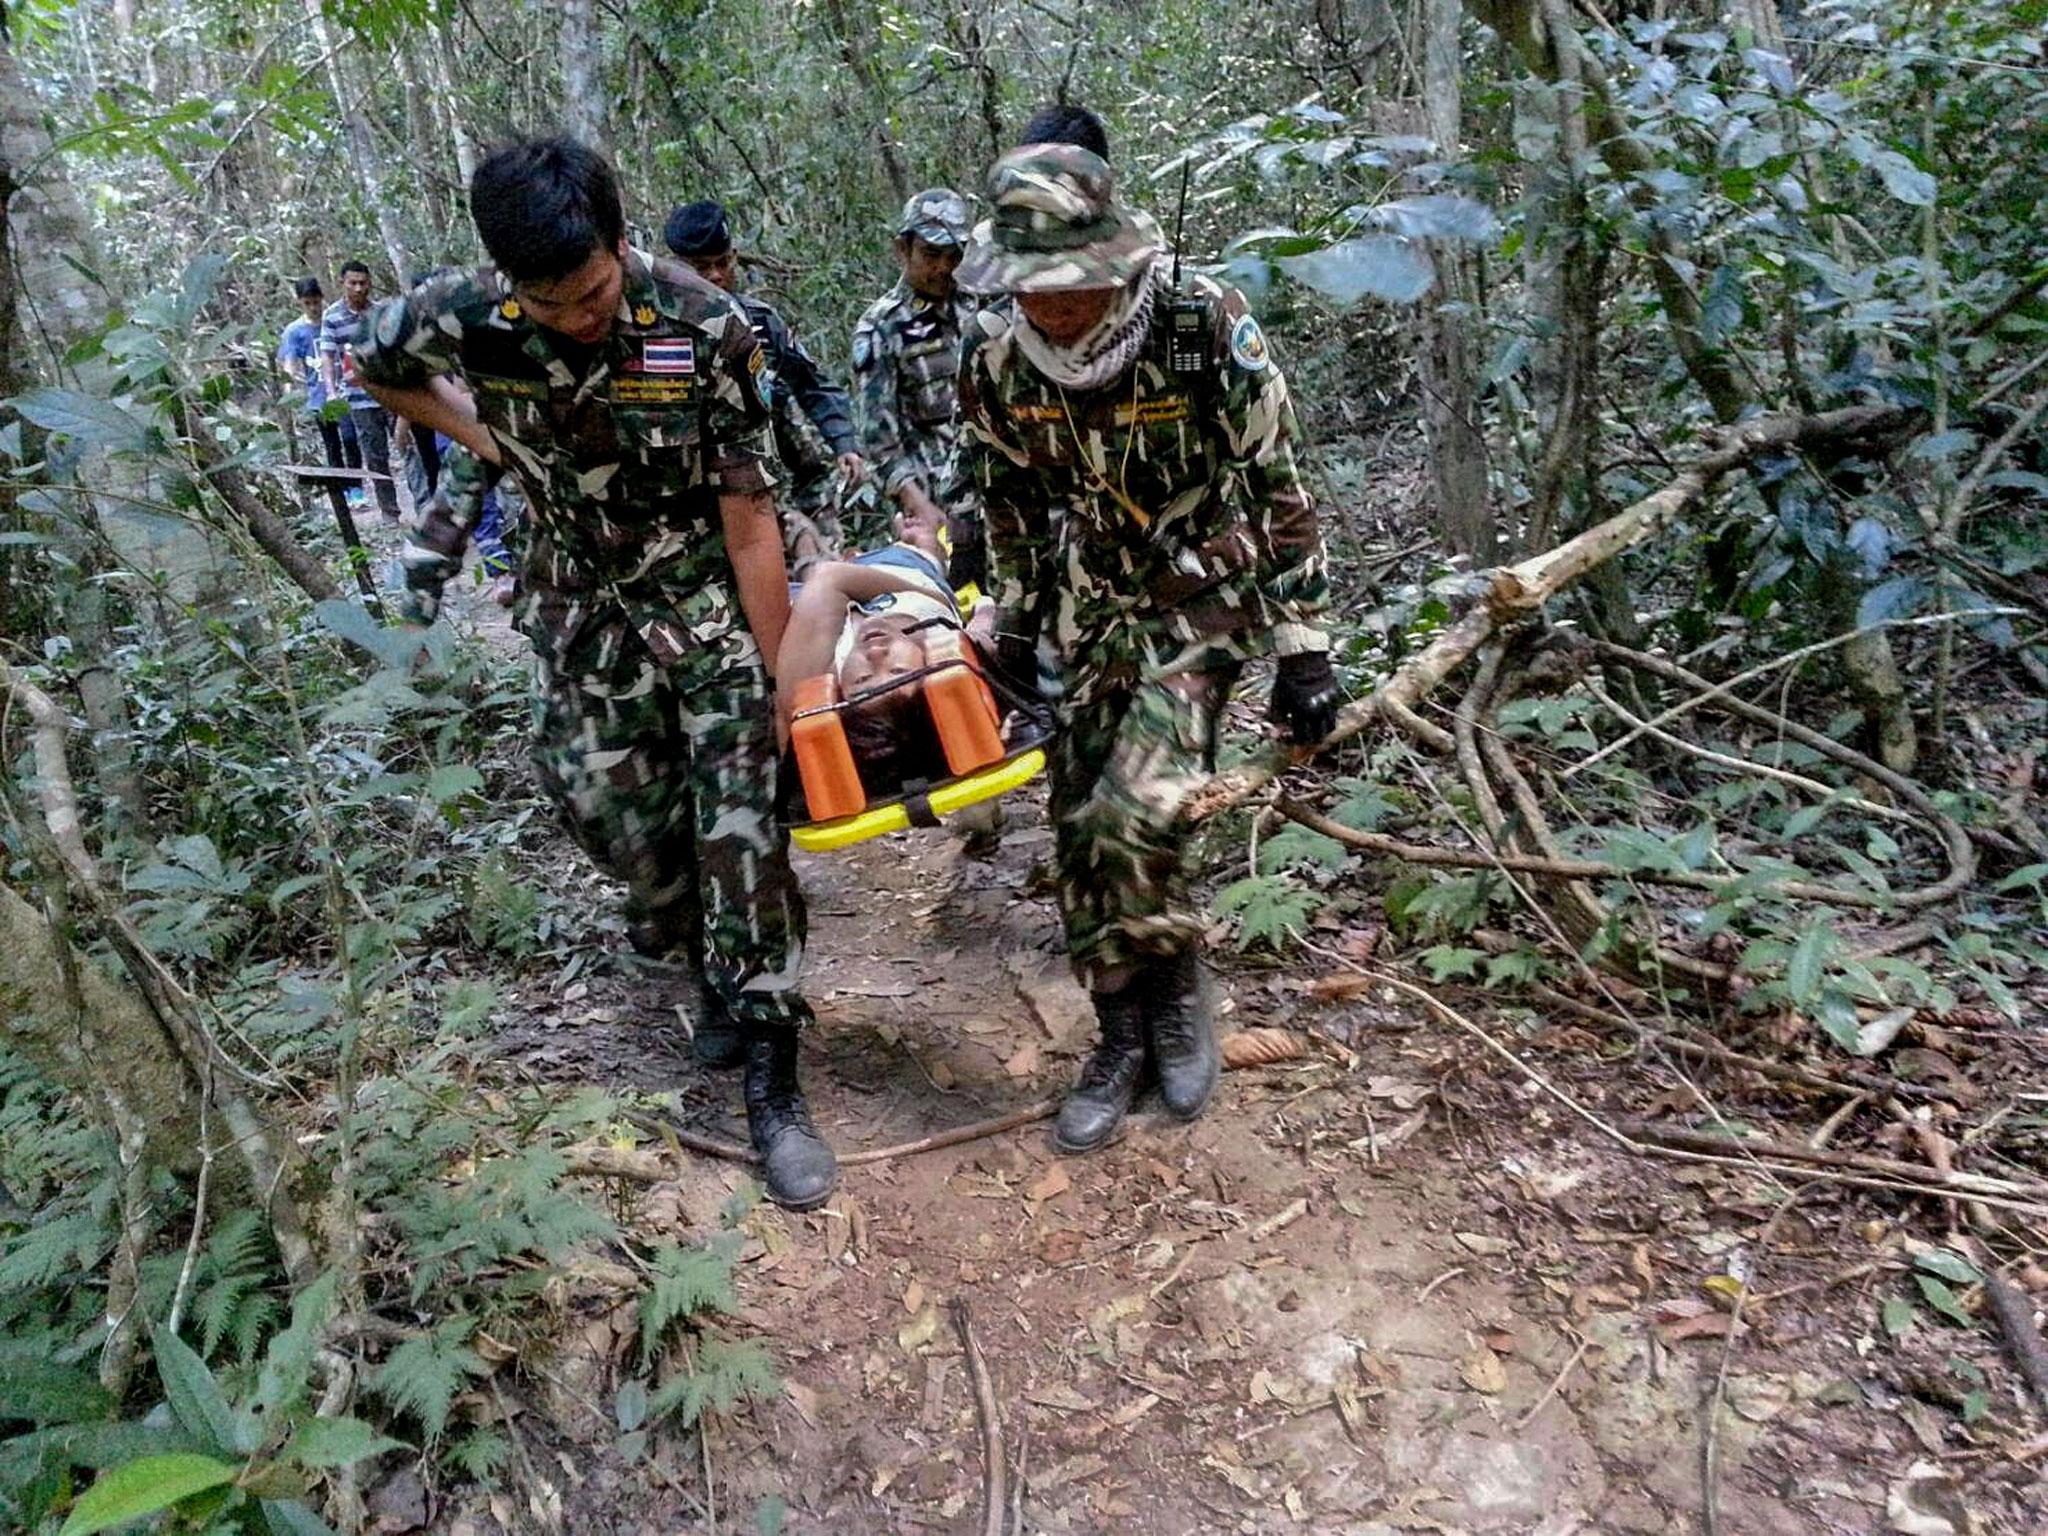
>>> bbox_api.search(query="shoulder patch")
[633,303,657,327]
[499,298,522,321]
[852,330,874,370]
[748,346,773,408]
[1229,313,1269,372]
[373,301,407,348]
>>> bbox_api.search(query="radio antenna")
[1170,157,1192,291]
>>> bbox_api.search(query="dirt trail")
[397,538,2035,1536]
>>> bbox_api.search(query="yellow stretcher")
[785,603,1050,854]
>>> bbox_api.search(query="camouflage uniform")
[953,153,1330,990]
[735,292,856,568]
[354,250,810,1031]
[851,189,981,570]
[389,443,524,626]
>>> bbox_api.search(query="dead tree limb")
[1185,405,1917,824]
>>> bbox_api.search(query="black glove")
[1270,650,1342,747]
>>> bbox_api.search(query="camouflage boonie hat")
[897,188,972,247]
[955,143,1165,295]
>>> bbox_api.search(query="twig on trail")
[1009,1420,1029,1536]
[1984,1272,2048,1416]
[1702,1188,1809,1536]
[604,1099,1062,1176]
[1415,1267,1466,1305]
[950,1299,1008,1536]
[1516,1331,1591,1430]
[843,1101,1060,1167]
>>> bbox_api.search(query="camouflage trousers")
[1049,652,1243,992]
[528,606,810,1031]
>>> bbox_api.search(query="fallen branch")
[1277,797,1901,909]
[1985,1272,2048,1417]
[1185,405,1917,823]
[1615,1121,2048,1203]
[951,1298,1008,1536]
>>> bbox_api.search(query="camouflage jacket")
[390,443,524,626]
[953,269,1330,690]
[353,249,779,664]
[850,281,978,500]
[736,293,856,462]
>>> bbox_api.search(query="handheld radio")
[1164,157,1209,376]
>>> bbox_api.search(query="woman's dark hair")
[292,276,323,300]
[469,137,625,284]
[1020,103,1109,161]
[842,685,950,801]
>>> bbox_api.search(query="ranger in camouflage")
[849,188,984,578]
[665,200,864,574]
[951,141,1343,1154]
[355,137,836,1211]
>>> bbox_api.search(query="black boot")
[743,1030,838,1211]
[1053,986,1150,1154]
[690,977,745,1070]
[1142,949,1220,1120]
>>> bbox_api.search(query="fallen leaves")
[1459,1345,1508,1395]
[1026,1163,1072,1204]
[1650,1295,1738,1344]
[1221,1027,1308,1068]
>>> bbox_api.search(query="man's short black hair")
[843,686,949,802]
[1020,103,1109,161]
[338,260,370,279]
[665,200,733,258]
[293,276,324,300]
[470,137,625,284]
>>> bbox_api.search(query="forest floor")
[334,508,2044,1535]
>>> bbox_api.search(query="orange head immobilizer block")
[788,629,1009,825]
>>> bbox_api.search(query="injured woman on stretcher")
[774,510,1047,835]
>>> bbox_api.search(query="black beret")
[664,200,732,258]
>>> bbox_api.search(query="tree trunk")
[560,0,608,156]
[301,0,411,283]
[399,43,450,256]
[428,20,480,191]
[2,29,158,835]
[1418,0,1494,560]
[0,881,201,1177]
[822,0,911,203]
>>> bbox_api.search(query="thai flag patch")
[638,338,695,375]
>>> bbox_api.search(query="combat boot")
[742,1030,838,1211]
[1142,949,1220,1121]
[690,977,745,1070]
[1053,985,1150,1154]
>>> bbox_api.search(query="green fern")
[371,1316,486,1441]
[1213,874,1319,952]
[0,1208,105,1294]
[397,1147,617,1301]
[639,1236,741,1365]
[443,1427,510,1483]
[646,1335,780,1427]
